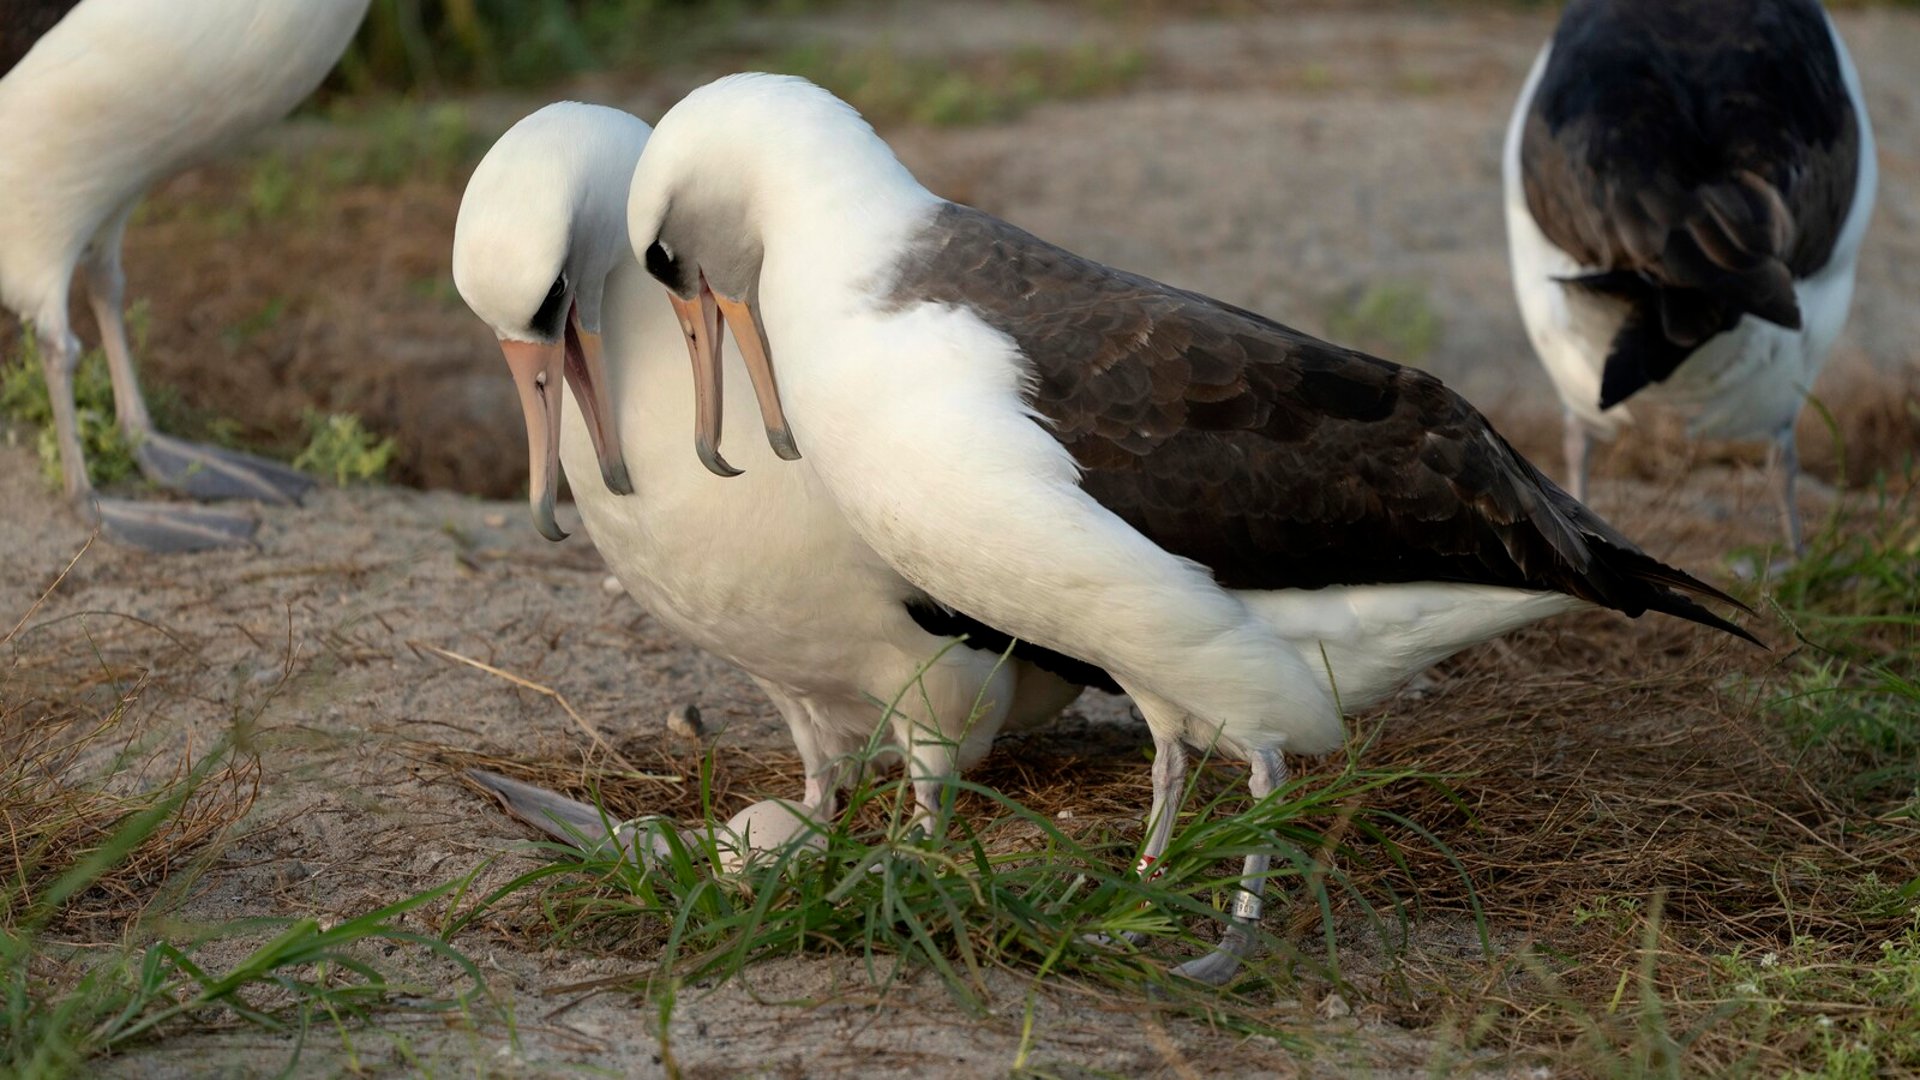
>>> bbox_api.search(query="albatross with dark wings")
[624,74,1761,984]
[1504,0,1876,555]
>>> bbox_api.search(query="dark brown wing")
[1519,0,1863,406]
[0,0,84,80]
[884,203,1755,643]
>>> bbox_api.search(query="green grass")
[768,41,1148,127]
[331,0,831,93]
[3,314,394,493]
[316,101,488,187]
[293,411,399,487]
[0,709,489,1078]
[1761,462,1920,805]
[451,729,1471,1033]
[1326,281,1442,363]
[1597,469,1920,1075]
[1,320,149,492]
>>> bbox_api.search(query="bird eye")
[530,272,568,340]
[644,240,676,283]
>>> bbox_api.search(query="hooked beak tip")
[601,459,635,497]
[695,436,743,479]
[533,513,570,543]
[766,428,802,462]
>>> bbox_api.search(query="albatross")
[619,74,1761,983]
[451,102,1090,834]
[1504,0,1876,555]
[0,0,369,551]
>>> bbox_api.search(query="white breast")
[557,262,916,695]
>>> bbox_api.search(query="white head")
[453,101,649,540]
[624,74,929,476]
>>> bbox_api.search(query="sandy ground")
[4,2,1918,1076]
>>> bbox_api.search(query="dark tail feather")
[1596,297,1703,409]
[1560,272,1711,410]
[1600,546,1765,648]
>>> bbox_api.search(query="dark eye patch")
[644,241,677,285]
[530,273,568,340]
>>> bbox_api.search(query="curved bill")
[500,307,632,542]
[502,338,570,541]
[713,291,800,463]
[664,275,800,479]
[665,280,737,478]
[562,315,633,496]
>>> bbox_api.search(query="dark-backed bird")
[621,74,1761,984]
[1503,0,1876,555]
[0,0,371,551]
[451,102,1088,835]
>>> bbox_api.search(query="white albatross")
[1503,0,1876,555]
[0,0,369,551]
[449,102,1089,838]
[620,74,1762,984]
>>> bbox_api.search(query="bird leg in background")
[1171,747,1286,986]
[82,229,313,507]
[31,322,248,551]
[1769,426,1806,558]
[39,330,94,505]
[1563,409,1593,502]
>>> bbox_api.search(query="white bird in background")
[620,74,1759,983]
[1504,0,1876,555]
[0,0,371,551]
[450,102,1090,837]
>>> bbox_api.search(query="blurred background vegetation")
[330,0,809,93]
[329,0,1919,98]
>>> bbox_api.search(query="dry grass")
[403,476,1919,1075]
[1,544,261,934]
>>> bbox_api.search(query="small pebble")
[1055,809,1074,820]
[483,512,507,528]
[601,574,624,596]
[666,703,703,740]
[1318,991,1352,1019]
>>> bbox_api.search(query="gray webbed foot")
[1171,920,1257,985]
[93,497,258,553]
[467,768,673,867]
[136,432,314,504]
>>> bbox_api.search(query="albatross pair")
[466,78,1755,984]
[452,104,1090,837]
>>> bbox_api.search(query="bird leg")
[1088,735,1190,950]
[1768,427,1806,559]
[35,326,252,552]
[1563,409,1593,503]
[82,233,312,506]
[1172,747,1286,986]
[907,733,958,837]
[1139,735,1187,877]
[39,331,95,504]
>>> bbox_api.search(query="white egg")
[713,798,827,873]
